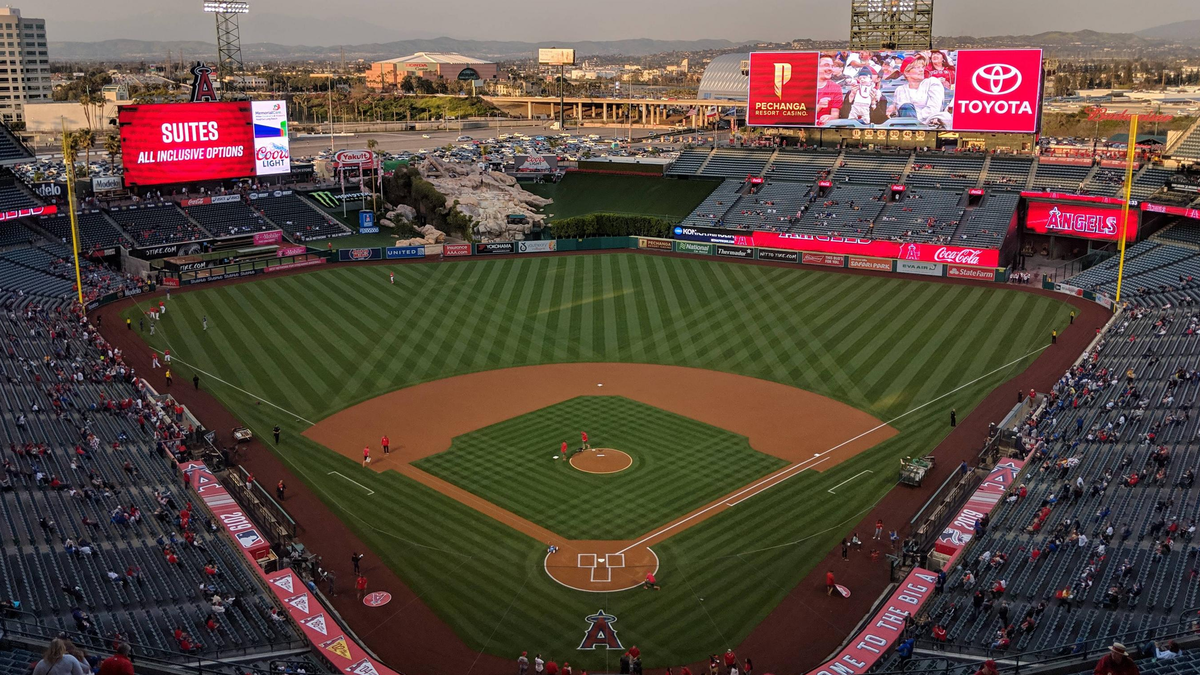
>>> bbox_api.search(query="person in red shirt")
[546,661,559,675]
[560,441,568,460]
[723,649,737,673]
[363,446,371,467]
[643,572,660,590]
[381,435,390,455]
[98,643,134,675]
[826,570,836,595]
[355,574,368,599]
[815,53,845,126]
[925,51,955,89]
[1094,643,1139,675]
[874,519,884,540]
[581,431,590,450]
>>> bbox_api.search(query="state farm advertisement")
[747,48,1042,133]
[1026,201,1137,242]
[747,52,818,127]
[753,232,999,267]
[120,101,290,186]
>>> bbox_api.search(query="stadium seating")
[871,189,964,244]
[762,150,838,183]
[1156,221,1200,248]
[698,148,772,179]
[1170,122,1200,163]
[836,152,910,185]
[250,194,350,242]
[790,184,886,238]
[1082,168,1127,196]
[955,193,1019,249]
[907,154,985,191]
[38,212,130,251]
[1031,162,1093,192]
[0,122,35,163]
[0,296,304,665]
[678,180,744,227]
[1132,168,1176,201]
[181,200,275,238]
[983,157,1035,191]
[0,219,37,248]
[108,204,209,248]
[666,148,712,177]
[720,181,813,231]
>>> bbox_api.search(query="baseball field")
[120,252,1069,669]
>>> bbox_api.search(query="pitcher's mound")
[570,448,632,474]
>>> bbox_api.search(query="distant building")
[367,52,498,90]
[696,53,749,101]
[0,7,52,124]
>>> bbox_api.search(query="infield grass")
[123,253,1070,668]
[523,173,721,221]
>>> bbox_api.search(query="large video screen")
[119,101,291,187]
[1026,200,1137,242]
[747,48,1042,133]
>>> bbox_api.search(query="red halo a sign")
[363,591,392,607]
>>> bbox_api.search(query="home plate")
[597,557,605,563]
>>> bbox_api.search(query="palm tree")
[103,133,121,168]
[366,138,378,152]
[76,127,96,168]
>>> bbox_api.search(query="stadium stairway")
[692,149,718,175]
[825,149,848,180]
[898,152,918,184]
[758,148,780,178]
[177,205,215,239]
[977,154,993,189]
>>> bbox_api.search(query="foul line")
[327,471,376,495]
[828,470,874,494]
[150,349,317,427]
[615,343,1048,556]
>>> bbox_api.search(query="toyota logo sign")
[972,63,1022,96]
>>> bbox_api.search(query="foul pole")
[1113,114,1138,306]
[60,118,85,308]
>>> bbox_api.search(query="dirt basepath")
[93,251,1109,675]
[305,363,896,592]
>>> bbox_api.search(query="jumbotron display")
[119,101,291,186]
[747,48,1043,133]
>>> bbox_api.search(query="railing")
[0,617,315,674]
[1043,249,1115,284]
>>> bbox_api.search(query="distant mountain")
[49,37,747,63]
[1137,19,1200,42]
[938,29,1155,49]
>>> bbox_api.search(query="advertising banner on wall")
[338,247,382,262]
[672,225,755,246]
[2,205,56,222]
[756,248,800,263]
[747,48,1043,133]
[934,459,1024,563]
[752,232,1000,267]
[802,253,845,267]
[1141,202,1200,221]
[897,260,944,276]
[250,100,291,176]
[385,246,425,259]
[715,244,754,258]
[638,237,674,251]
[848,256,893,272]
[1025,200,1136,242]
[518,240,558,253]
[476,241,516,255]
[443,243,472,257]
[675,241,714,255]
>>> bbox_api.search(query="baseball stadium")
[7,2,1200,675]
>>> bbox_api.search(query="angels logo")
[1044,206,1118,237]
[189,62,218,103]
[899,243,921,261]
[578,610,623,650]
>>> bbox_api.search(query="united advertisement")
[119,101,289,186]
[1025,201,1137,242]
[747,48,1042,134]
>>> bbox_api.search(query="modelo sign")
[119,101,289,186]
[1026,201,1136,242]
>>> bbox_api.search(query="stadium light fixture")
[203,1,250,13]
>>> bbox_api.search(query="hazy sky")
[34,0,1200,45]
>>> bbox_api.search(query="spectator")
[33,638,85,675]
[1094,643,1138,675]
[974,660,999,675]
[98,643,133,675]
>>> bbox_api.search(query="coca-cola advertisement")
[1025,201,1137,242]
[753,232,999,267]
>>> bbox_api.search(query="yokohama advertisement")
[934,459,1024,564]
[753,232,1000,267]
[1025,201,1137,242]
[747,48,1042,133]
[119,101,290,186]
[804,568,938,675]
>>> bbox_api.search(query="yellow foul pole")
[1113,114,1138,307]
[60,118,85,308]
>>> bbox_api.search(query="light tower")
[849,0,934,51]
[203,1,249,88]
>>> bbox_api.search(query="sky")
[34,0,1200,45]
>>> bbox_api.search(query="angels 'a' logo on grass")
[578,609,623,650]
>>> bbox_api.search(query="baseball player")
[381,435,390,455]
[151,353,160,369]
[389,272,395,285]
[363,446,371,466]
[560,441,568,460]
[581,431,590,451]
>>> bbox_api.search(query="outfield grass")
[415,396,787,540]
[123,253,1070,668]
[523,173,720,221]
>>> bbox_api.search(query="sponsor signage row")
[849,256,893,272]
[1020,191,1129,207]
[802,252,844,267]
[715,244,754,259]
[747,48,1043,133]
[119,100,290,186]
[638,237,674,251]
[934,459,1025,563]
[338,247,383,262]
[674,241,714,255]
[1025,200,1137,242]
[1141,202,1200,221]
[276,245,307,258]
[443,243,472,257]
[897,260,944,276]
[948,265,997,280]
[672,225,754,246]
[751,231,1000,267]
[804,568,938,675]
[183,268,260,285]
[385,246,425,259]
[518,240,558,253]
[756,248,799,263]
[265,258,326,272]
